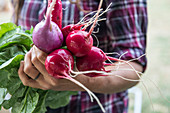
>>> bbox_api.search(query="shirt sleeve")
[106,0,148,72]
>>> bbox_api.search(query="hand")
[18,46,86,91]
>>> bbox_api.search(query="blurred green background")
[0,0,170,113]
[129,0,170,113]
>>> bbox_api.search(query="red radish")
[66,30,94,57]
[45,49,74,78]
[61,24,84,45]
[33,0,63,53]
[45,49,105,112]
[76,46,123,77]
[48,0,62,29]
[66,0,103,57]
[61,24,84,39]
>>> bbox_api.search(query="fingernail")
[20,61,24,66]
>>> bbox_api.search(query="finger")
[19,61,53,90]
[33,46,47,65]
[31,47,49,77]
[24,50,44,82]
[18,61,44,89]
[31,48,58,87]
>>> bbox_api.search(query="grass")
[129,0,170,113]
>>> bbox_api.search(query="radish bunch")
[31,0,169,112]
[32,0,120,112]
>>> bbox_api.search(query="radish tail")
[103,62,115,66]
[87,0,103,38]
[107,56,124,62]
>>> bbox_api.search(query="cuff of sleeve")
[111,47,147,73]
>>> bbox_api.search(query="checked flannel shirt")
[12,0,148,113]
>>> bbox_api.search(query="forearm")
[76,61,143,94]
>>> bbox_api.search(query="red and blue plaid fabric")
[12,0,148,112]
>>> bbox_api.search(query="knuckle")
[24,66,32,75]
[31,56,38,64]
[51,80,58,87]
[22,80,29,86]
[37,53,46,61]
[37,54,42,61]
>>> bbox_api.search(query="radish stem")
[45,0,57,27]
[62,73,106,113]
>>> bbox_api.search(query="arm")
[18,46,143,94]
[77,62,143,94]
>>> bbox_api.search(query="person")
[13,0,147,112]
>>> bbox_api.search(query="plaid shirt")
[12,0,148,113]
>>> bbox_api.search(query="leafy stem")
[20,87,31,113]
